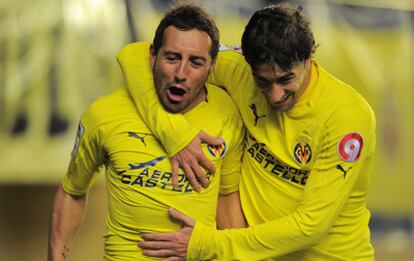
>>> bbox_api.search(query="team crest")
[207,141,227,159]
[71,122,85,159]
[337,132,363,162]
[293,142,312,166]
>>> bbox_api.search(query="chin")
[161,102,184,114]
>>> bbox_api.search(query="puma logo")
[249,104,266,126]
[128,132,150,146]
[336,164,352,178]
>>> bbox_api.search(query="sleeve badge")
[71,122,85,159]
[337,132,364,162]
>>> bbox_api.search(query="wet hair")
[152,3,219,59]
[242,3,316,71]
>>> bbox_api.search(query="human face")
[253,60,311,112]
[150,26,215,113]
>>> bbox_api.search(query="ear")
[304,58,311,69]
[149,44,156,68]
[210,57,217,73]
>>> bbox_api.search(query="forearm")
[48,185,87,261]
[189,163,368,260]
[189,210,324,261]
[217,192,246,229]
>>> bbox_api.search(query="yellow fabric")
[117,42,376,260]
[62,86,244,260]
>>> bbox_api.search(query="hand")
[171,131,223,192]
[139,208,195,260]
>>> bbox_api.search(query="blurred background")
[0,0,413,260]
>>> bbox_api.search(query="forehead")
[254,63,289,78]
[161,26,212,57]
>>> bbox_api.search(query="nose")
[266,83,285,104]
[174,61,188,83]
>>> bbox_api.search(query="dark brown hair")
[153,3,219,59]
[242,3,316,71]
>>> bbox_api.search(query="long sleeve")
[187,99,376,260]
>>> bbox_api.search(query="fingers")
[199,131,224,146]
[139,229,190,259]
[171,159,179,189]
[139,240,176,250]
[198,152,216,175]
[163,257,185,261]
[190,159,209,189]
[182,163,201,193]
[169,131,224,192]
[138,210,193,259]
[142,249,185,258]
[169,208,196,227]
[141,232,179,241]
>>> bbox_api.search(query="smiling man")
[118,3,376,261]
[48,4,245,261]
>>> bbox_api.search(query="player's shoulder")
[82,88,135,128]
[217,44,245,61]
[319,66,373,117]
[317,68,376,133]
[117,41,151,66]
[205,83,239,116]
[219,44,242,53]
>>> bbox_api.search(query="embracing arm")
[139,101,376,260]
[48,185,87,261]
[188,156,375,260]
[188,102,377,260]
[117,43,248,190]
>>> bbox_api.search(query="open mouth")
[169,86,186,96]
[166,86,187,102]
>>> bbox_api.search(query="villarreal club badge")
[207,141,227,159]
[293,141,312,166]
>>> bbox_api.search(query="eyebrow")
[253,73,270,83]
[163,51,181,57]
[277,72,295,81]
[163,51,207,62]
[253,71,295,82]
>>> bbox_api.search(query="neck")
[181,86,207,114]
[298,60,313,99]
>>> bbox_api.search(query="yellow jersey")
[117,42,376,261]
[62,86,244,260]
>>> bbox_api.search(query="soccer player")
[117,3,376,261]
[47,4,245,261]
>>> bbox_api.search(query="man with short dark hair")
[118,3,376,260]
[48,4,245,261]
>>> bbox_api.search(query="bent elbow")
[302,230,325,248]
[296,218,329,248]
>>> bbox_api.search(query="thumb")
[198,131,224,146]
[169,208,195,227]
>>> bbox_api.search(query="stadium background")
[0,0,413,260]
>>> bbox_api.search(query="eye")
[190,58,205,68]
[276,74,295,85]
[192,61,203,67]
[254,76,271,90]
[165,55,179,63]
